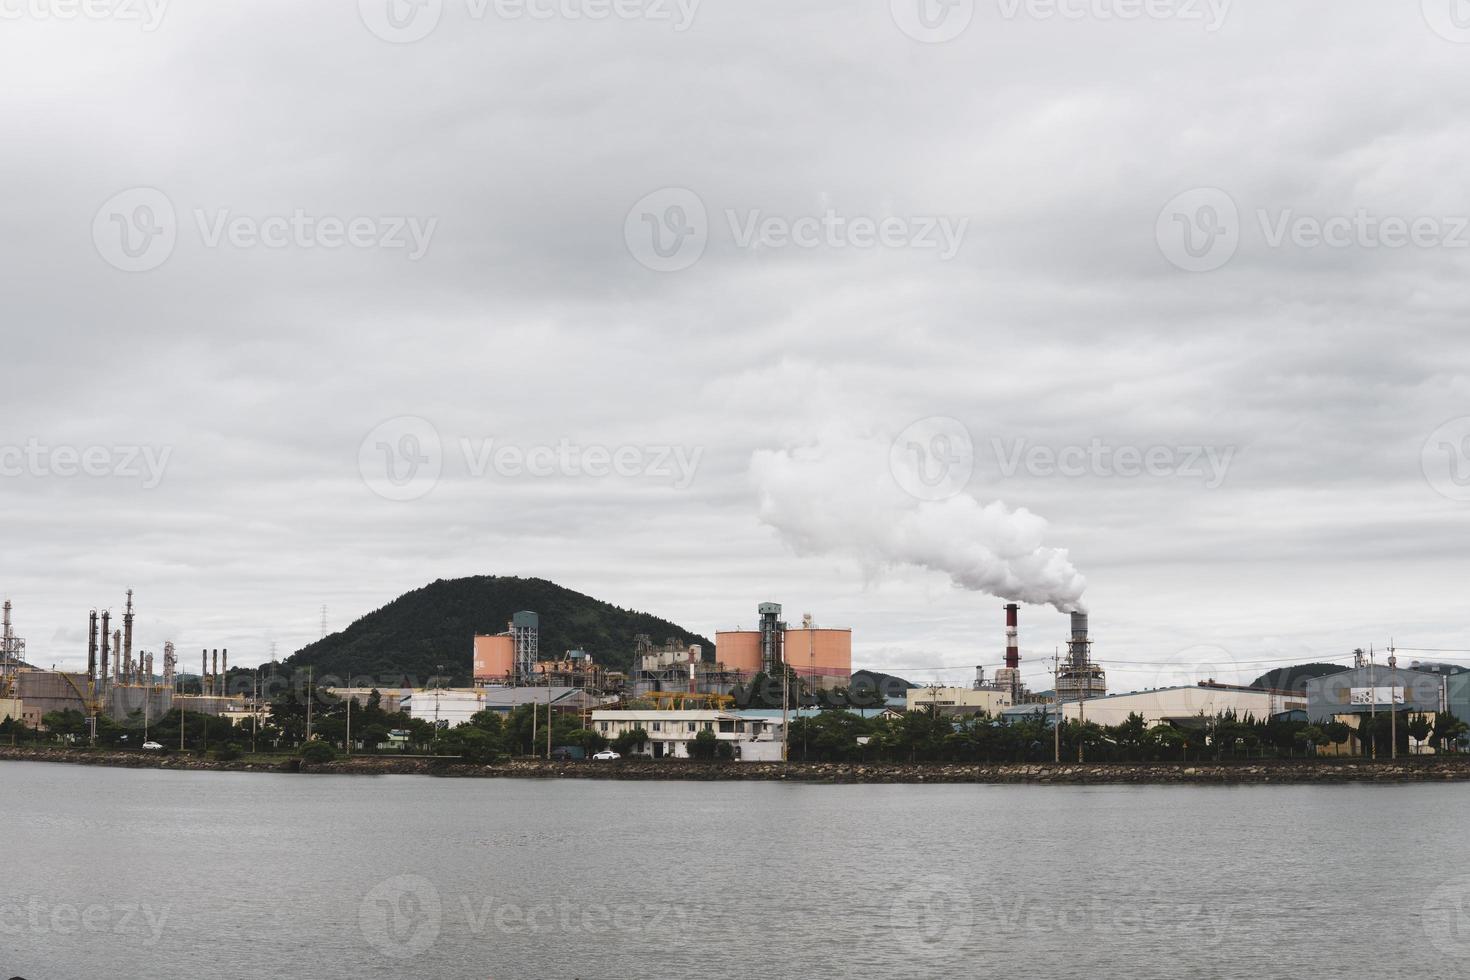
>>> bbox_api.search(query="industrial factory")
[0,591,248,736]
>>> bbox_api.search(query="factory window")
[652,722,662,732]
[717,721,733,733]
[687,722,696,732]
[599,722,609,732]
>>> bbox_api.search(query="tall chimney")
[100,612,111,683]
[88,611,99,685]
[222,650,228,695]
[211,650,219,694]
[122,589,134,683]
[114,630,123,681]
[1004,603,1020,670]
[1068,611,1089,668]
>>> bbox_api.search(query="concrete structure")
[1056,611,1106,702]
[1058,682,1305,728]
[906,686,1012,715]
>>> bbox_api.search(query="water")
[4,761,1469,979]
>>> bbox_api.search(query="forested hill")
[1250,662,1345,692]
[283,576,713,684]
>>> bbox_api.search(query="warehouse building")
[1057,682,1305,728]
[1303,665,1449,723]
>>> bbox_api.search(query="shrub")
[300,741,336,764]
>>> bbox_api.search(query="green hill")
[1250,662,1345,693]
[283,576,712,685]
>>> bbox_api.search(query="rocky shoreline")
[4,746,1470,784]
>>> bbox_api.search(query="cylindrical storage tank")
[473,635,515,682]
[783,628,853,688]
[715,631,763,674]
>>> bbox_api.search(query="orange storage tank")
[784,628,852,687]
[473,635,515,682]
[715,631,763,674]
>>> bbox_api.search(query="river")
[3,761,1468,979]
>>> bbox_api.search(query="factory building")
[1303,662,1455,723]
[472,611,540,685]
[589,708,786,760]
[1057,682,1305,728]
[714,604,853,690]
[906,686,1012,715]
[406,686,605,728]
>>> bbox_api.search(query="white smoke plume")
[750,425,1087,612]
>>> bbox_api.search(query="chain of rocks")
[6,746,1469,784]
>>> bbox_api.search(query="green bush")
[300,741,337,764]
[213,744,243,762]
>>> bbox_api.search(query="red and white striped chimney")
[1004,603,1019,669]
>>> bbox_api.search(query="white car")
[141,741,164,750]
[592,750,621,761]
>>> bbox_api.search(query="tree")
[1297,725,1328,757]
[688,729,720,760]
[1434,712,1468,754]
[359,724,390,752]
[300,741,336,764]
[1407,714,1434,755]
[612,727,649,756]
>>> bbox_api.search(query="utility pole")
[306,666,314,743]
[1369,647,1376,760]
[1053,650,1061,764]
[1389,643,1397,761]
[345,661,353,757]
[781,664,789,764]
[252,671,259,754]
[546,681,552,760]
[1077,692,1086,764]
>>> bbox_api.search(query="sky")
[2,0,1469,694]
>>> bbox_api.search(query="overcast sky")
[3,0,1468,693]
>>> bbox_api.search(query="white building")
[590,709,786,760]
[1058,683,1306,728]
[905,687,1012,714]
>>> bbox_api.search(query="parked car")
[592,750,620,761]
[141,741,164,751]
[550,746,586,762]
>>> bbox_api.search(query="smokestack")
[211,650,219,694]
[144,652,153,684]
[1068,611,1089,667]
[114,631,123,681]
[1004,603,1019,670]
[221,650,228,695]
[101,612,111,683]
[88,611,99,685]
[202,650,208,694]
[123,589,134,683]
